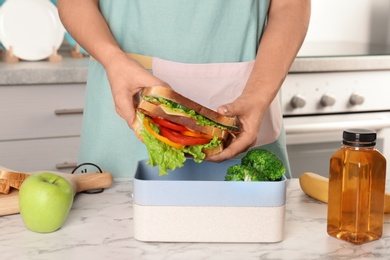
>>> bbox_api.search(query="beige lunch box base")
[133,203,285,243]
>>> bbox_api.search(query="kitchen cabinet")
[0,83,85,172]
[0,56,89,173]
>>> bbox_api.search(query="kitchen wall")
[300,0,390,53]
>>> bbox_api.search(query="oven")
[282,1,390,178]
[282,69,390,178]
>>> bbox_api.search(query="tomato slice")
[160,126,211,146]
[152,117,188,132]
[143,118,184,150]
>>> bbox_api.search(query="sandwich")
[132,86,239,175]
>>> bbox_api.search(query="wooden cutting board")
[0,166,113,216]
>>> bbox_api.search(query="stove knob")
[349,93,365,105]
[290,94,306,109]
[320,94,336,107]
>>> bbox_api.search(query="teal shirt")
[79,0,291,178]
[99,0,269,63]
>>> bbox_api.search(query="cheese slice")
[159,105,191,118]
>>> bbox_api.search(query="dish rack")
[1,43,87,63]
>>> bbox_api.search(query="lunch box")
[133,158,286,243]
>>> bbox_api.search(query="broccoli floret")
[224,164,268,181]
[241,148,285,181]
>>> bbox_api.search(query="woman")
[58,0,310,178]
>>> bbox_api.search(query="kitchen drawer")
[0,84,85,141]
[0,137,80,173]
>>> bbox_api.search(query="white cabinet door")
[0,137,81,173]
[0,84,85,141]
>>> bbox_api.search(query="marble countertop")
[2,178,390,260]
[0,49,89,85]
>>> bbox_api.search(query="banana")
[299,172,329,203]
[299,172,390,213]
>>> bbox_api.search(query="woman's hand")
[206,92,265,162]
[104,52,170,128]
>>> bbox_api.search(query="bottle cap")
[343,129,376,147]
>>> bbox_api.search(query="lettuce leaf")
[183,136,221,163]
[140,125,186,175]
[140,126,222,175]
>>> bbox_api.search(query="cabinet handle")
[56,162,78,170]
[54,108,84,115]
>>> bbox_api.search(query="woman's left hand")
[206,92,265,162]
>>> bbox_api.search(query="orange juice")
[327,129,386,245]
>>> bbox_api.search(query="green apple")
[19,172,74,233]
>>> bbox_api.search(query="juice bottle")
[327,129,386,245]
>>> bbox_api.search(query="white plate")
[0,0,65,61]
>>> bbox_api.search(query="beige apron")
[152,57,282,146]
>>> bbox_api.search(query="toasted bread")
[0,179,10,194]
[141,86,237,128]
[132,112,144,142]
[0,170,29,189]
[0,171,30,194]
[202,143,224,156]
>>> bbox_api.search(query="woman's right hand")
[104,52,170,129]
